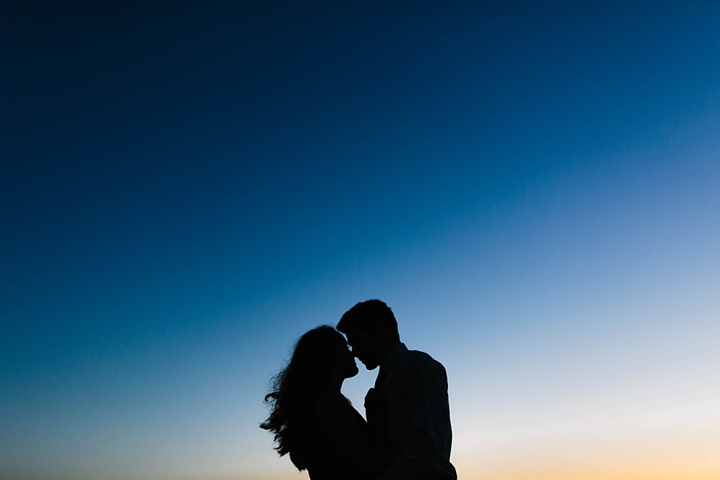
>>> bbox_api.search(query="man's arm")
[380,356,453,480]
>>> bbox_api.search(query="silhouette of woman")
[261,326,382,480]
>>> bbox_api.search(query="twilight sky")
[1,2,719,480]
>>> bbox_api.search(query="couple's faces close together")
[334,328,383,381]
[335,335,359,380]
[345,331,382,370]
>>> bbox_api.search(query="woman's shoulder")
[315,390,366,426]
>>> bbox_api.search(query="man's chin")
[360,360,379,370]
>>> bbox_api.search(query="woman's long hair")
[260,325,344,469]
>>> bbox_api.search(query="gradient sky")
[1,2,719,480]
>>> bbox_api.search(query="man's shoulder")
[402,348,447,373]
[391,348,449,392]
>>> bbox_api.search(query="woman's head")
[260,326,357,467]
[290,325,358,388]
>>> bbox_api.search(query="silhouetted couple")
[261,299,457,480]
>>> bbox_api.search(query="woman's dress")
[294,392,373,480]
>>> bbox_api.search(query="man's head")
[336,299,400,370]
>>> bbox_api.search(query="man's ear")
[373,322,391,340]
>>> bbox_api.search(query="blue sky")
[1,2,719,479]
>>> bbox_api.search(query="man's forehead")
[346,331,370,343]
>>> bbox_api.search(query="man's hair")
[337,299,400,342]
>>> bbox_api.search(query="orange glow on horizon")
[227,426,720,480]
[453,426,720,480]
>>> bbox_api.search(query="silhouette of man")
[337,300,457,480]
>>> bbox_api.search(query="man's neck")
[377,341,402,369]
[380,342,402,368]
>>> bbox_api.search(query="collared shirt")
[375,343,457,480]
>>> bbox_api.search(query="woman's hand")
[364,387,386,475]
[364,387,387,424]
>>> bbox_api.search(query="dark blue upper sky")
[2,2,719,479]
[3,0,718,386]
[4,0,717,313]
